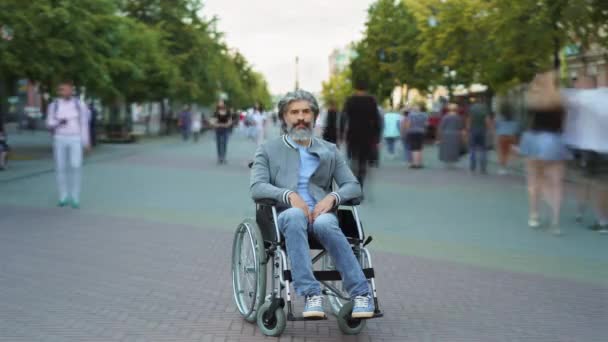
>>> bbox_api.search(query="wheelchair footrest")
[366,311,384,319]
[287,313,328,321]
[283,268,375,282]
[344,311,384,321]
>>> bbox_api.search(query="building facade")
[566,43,608,88]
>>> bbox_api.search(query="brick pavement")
[1,204,606,341]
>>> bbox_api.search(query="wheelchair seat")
[255,202,363,249]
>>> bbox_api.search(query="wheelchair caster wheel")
[256,301,286,337]
[336,301,366,335]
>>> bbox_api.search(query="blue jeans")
[469,130,487,172]
[401,137,411,162]
[215,128,229,161]
[385,137,397,155]
[181,128,190,141]
[277,208,369,299]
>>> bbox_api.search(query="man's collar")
[283,134,313,149]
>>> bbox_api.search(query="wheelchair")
[231,197,383,337]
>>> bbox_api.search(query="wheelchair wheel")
[336,301,366,335]
[232,218,267,323]
[322,250,371,316]
[256,301,286,337]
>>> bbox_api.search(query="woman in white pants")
[46,81,91,209]
[251,105,266,146]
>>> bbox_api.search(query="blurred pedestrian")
[399,109,411,163]
[178,105,192,141]
[519,71,571,234]
[382,110,401,160]
[322,102,339,144]
[211,101,233,164]
[251,104,266,146]
[88,101,98,147]
[495,101,520,175]
[402,104,427,169]
[562,80,608,233]
[466,101,493,174]
[191,112,202,142]
[369,106,384,167]
[46,80,91,209]
[0,129,9,170]
[437,103,466,167]
[341,80,382,186]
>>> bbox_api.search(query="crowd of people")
[2,72,605,237]
[319,72,608,236]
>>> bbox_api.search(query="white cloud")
[202,0,373,95]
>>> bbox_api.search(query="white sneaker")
[550,225,562,236]
[528,217,540,228]
[303,295,325,318]
[497,168,508,176]
[351,295,374,318]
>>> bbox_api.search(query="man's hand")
[289,192,311,222]
[312,195,336,221]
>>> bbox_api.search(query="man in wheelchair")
[250,90,374,319]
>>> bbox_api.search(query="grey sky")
[203,0,374,95]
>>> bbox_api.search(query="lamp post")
[295,56,300,91]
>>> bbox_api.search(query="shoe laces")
[354,295,370,308]
[306,295,323,307]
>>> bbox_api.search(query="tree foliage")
[336,0,608,99]
[0,0,271,121]
[350,0,426,103]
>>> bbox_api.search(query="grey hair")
[277,89,320,120]
[277,90,320,134]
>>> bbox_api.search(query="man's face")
[58,84,73,99]
[284,100,314,140]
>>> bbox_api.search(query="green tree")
[409,0,608,92]
[349,0,428,104]
[0,0,125,92]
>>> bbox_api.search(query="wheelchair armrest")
[255,198,278,206]
[340,198,361,206]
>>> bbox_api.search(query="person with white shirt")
[251,104,266,146]
[46,80,91,209]
[191,112,202,142]
[562,80,608,233]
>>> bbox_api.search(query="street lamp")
[295,56,300,91]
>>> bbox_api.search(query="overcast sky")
[203,0,374,95]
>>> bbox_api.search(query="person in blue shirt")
[383,111,402,159]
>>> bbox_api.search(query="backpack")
[50,98,83,126]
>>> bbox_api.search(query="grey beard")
[288,126,313,141]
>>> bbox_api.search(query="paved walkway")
[0,127,606,341]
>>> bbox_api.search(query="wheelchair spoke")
[236,228,258,311]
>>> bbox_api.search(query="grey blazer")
[250,135,362,208]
